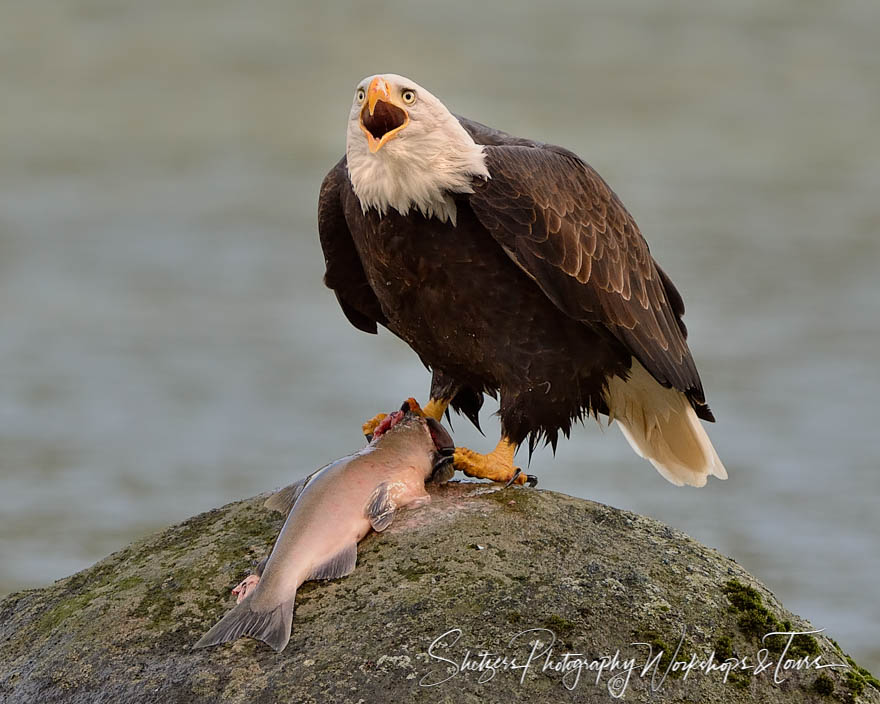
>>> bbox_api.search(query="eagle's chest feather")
[341,192,526,361]
[345,203,472,327]
[339,186,619,397]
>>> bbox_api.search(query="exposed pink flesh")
[232,574,261,604]
[372,410,404,439]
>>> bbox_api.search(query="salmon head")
[371,399,455,480]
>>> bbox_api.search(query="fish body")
[194,407,452,652]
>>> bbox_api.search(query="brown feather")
[468,144,712,419]
[316,114,716,453]
[318,158,387,334]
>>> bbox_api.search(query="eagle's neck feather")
[345,117,489,226]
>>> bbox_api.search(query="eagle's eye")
[356,88,366,103]
[401,89,417,105]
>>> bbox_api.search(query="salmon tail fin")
[193,594,295,653]
[606,360,727,487]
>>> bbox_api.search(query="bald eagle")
[317,74,726,488]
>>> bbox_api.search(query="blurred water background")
[1,0,878,671]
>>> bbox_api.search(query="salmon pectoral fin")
[306,542,358,580]
[365,482,397,532]
[193,596,295,653]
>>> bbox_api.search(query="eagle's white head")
[345,74,489,225]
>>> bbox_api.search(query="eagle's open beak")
[359,77,409,153]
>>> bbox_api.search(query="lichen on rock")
[0,483,877,703]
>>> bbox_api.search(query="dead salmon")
[194,400,454,652]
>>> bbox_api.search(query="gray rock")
[1,483,877,703]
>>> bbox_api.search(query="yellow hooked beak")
[359,77,410,153]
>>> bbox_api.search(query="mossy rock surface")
[0,482,876,703]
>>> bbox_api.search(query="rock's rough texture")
[0,483,877,703]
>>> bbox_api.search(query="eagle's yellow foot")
[423,397,450,421]
[453,438,538,487]
[364,397,449,440]
[362,413,387,440]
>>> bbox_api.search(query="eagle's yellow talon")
[362,413,387,438]
[423,397,450,421]
[365,398,447,438]
[453,438,526,485]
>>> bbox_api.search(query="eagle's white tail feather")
[606,360,727,487]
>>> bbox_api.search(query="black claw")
[364,433,374,443]
[505,468,523,488]
[504,469,539,488]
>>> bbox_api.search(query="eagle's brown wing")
[468,144,713,420]
[456,114,542,148]
[318,157,387,334]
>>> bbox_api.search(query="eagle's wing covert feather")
[468,144,713,420]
